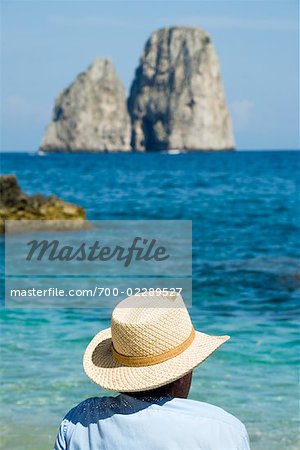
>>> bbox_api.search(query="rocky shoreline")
[0,175,88,233]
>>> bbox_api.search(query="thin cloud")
[5,96,49,121]
[48,15,144,29]
[48,13,298,33]
[162,15,298,32]
[230,99,254,130]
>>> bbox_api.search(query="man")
[54,292,250,449]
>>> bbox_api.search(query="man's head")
[127,371,193,399]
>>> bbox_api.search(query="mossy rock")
[0,175,89,233]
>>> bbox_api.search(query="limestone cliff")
[40,58,131,152]
[128,27,234,151]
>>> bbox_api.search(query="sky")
[0,0,299,151]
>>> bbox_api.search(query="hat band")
[111,327,196,367]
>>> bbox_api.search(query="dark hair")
[126,379,178,399]
[126,371,193,400]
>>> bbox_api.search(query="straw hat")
[83,292,230,392]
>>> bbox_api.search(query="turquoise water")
[1,151,299,449]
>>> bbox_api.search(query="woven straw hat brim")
[83,328,230,392]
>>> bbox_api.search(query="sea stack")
[39,58,131,152]
[128,27,234,151]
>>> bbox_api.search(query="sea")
[0,150,299,450]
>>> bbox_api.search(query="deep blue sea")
[0,151,299,450]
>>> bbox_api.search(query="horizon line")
[0,149,299,154]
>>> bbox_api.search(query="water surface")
[1,151,299,449]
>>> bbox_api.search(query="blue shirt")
[54,394,250,450]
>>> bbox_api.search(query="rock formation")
[39,58,131,152]
[0,175,88,233]
[128,27,234,151]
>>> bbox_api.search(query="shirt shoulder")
[54,397,116,449]
[64,396,122,424]
[158,399,249,450]
[164,398,248,434]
